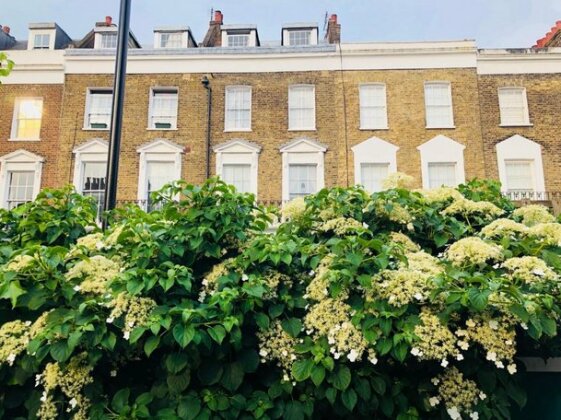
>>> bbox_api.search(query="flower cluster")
[4,254,35,272]
[445,237,503,266]
[480,218,528,239]
[29,310,52,340]
[411,309,458,364]
[421,187,464,204]
[0,320,30,366]
[199,259,233,301]
[462,316,517,372]
[304,298,352,337]
[281,197,306,221]
[104,224,125,247]
[513,204,556,227]
[431,367,482,420]
[257,320,297,380]
[441,198,504,220]
[261,270,292,299]
[502,256,558,284]
[528,223,561,247]
[373,269,434,306]
[318,217,365,236]
[305,254,335,301]
[374,201,414,225]
[37,353,93,420]
[107,293,157,339]
[66,255,120,294]
[381,172,415,190]
[388,232,421,252]
[74,232,104,252]
[327,321,368,362]
[400,251,443,277]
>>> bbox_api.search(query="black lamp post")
[102,0,132,229]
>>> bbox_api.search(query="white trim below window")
[0,149,44,209]
[280,138,326,201]
[417,135,465,189]
[351,136,399,192]
[214,139,261,196]
[496,135,545,193]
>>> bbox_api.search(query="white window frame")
[225,86,252,132]
[351,136,399,192]
[496,135,545,193]
[147,87,179,130]
[282,27,318,46]
[156,32,186,49]
[359,83,388,130]
[417,135,465,189]
[72,139,109,194]
[214,139,261,196]
[222,30,257,47]
[280,138,326,202]
[0,150,44,209]
[424,81,455,129]
[10,97,44,141]
[498,87,531,127]
[288,85,316,131]
[84,88,113,130]
[137,139,183,208]
[99,32,118,49]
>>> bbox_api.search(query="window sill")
[224,128,252,133]
[146,128,179,131]
[8,138,41,142]
[83,127,110,131]
[425,126,456,129]
[360,126,389,131]
[499,123,533,128]
[288,128,316,132]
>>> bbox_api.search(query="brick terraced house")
[1,12,561,212]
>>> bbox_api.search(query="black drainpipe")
[202,75,212,179]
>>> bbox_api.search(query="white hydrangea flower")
[123,331,130,340]
[106,317,114,324]
[479,391,487,400]
[507,363,517,374]
[441,358,449,368]
[488,320,499,330]
[456,354,464,361]
[411,347,421,357]
[73,285,81,292]
[447,406,461,419]
[241,274,249,282]
[470,412,479,420]
[347,349,360,362]
[110,370,117,377]
[431,377,440,385]
[69,397,78,409]
[6,353,16,366]
[259,349,268,357]
[429,396,440,407]
[495,361,505,369]
[486,351,497,362]
[369,356,378,365]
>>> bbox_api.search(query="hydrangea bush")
[1,178,561,419]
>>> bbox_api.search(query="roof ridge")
[534,20,561,48]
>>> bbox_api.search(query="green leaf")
[269,304,284,318]
[129,327,146,344]
[254,313,270,330]
[1,280,25,307]
[371,377,386,395]
[239,349,260,373]
[198,362,223,385]
[330,366,351,391]
[112,388,130,413]
[135,392,153,406]
[178,396,201,420]
[144,335,160,357]
[434,232,450,247]
[221,362,244,392]
[325,388,337,405]
[173,323,195,348]
[341,388,357,411]
[292,359,314,382]
[541,317,557,337]
[377,338,393,355]
[393,342,408,362]
[468,288,491,311]
[50,340,72,363]
[311,365,326,386]
[281,318,302,338]
[208,325,227,345]
[165,353,188,374]
[167,371,191,394]
[509,303,529,323]
[284,401,304,420]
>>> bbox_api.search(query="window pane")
[505,160,533,193]
[88,91,113,128]
[428,162,457,188]
[146,161,175,211]
[289,30,311,46]
[222,164,251,193]
[228,34,249,47]
[499,88,528,125]
[100,33,118,49]
[81,161,106,216]
[289,164,317,199]
[360,163,389,192]
[225,87,251,130]
[33,34,50,49]
[151,90,178,128]
[15,98,43,139]
[160,32,183,48]
[7,171,34,209]
[360,85,387,128]
[289,86,315,130]
[425,83,453,127]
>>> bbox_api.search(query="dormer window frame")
[28,30,55,50]
[281,24,319,46]
[94,26,119,49]
[154,28,190,49]
[221,26,258,48]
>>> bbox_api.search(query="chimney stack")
[2,25,11,34]
[325,14,341,44]
[202,9,223,47]
[105,16,113,26]
[214,10,223,25]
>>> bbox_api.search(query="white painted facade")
[351,137,399,191]
[496,135,545,193]
[417,135,466,189]
[214,139,261,196]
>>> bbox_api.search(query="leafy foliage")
[0,178,560,419]
[0,52,14,82]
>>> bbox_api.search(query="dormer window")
[282,24,318,46]
[100,33,118,49]
[160,32,182,48]
[227,33,249,47]
[33,33,51,49]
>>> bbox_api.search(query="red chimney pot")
[105,16,112,26]
[3,26,11,34]
[214,10,223,24]
[330,14,338,23]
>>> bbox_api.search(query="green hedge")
[1,178,561,419]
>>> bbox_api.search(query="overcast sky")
[3,0,561,48]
